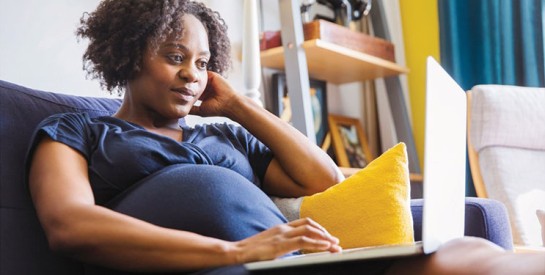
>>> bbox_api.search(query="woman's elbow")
[303,177,338,195]
[43,220,92,255]
[313,168,344,193]
[46,229,78,254]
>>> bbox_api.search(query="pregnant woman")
[27,1,545,274]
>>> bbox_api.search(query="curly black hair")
[77,0,231,94]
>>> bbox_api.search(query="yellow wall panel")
[399,0,440,170]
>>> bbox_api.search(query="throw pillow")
[300,142,414,249]
[537,209,545,247]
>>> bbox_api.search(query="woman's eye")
[197,60,208,70]
[168,54,183,63]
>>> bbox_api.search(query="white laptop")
[244,56,467,271]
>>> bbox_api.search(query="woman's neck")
[113,105,184,142]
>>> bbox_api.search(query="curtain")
[439,0,544,90]
[438,0,545,195]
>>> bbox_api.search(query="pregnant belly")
[106,164,287,241]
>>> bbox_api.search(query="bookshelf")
[264,0,422,183]
[260,39,409,84]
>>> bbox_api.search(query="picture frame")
[269,73,328,146]
[328,114,374,168]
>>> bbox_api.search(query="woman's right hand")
[191,71,239,118]
[232,218,342,263]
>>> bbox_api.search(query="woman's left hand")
[190,71,238,117]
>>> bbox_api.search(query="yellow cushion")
[300,142,414,249]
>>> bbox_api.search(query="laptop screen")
[422,56,467,253]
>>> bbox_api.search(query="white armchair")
[467,84,545,247]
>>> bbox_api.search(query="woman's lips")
[171,88,195,102]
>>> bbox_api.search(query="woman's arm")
[29,138,340,272]
[231,96,343,197]
[192,72,344,198]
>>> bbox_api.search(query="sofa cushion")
[0,80,121,275]
[0,80,121,209]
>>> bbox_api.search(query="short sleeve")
[27,112,93,161]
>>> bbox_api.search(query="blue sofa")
[0,79,513,274]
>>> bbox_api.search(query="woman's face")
[127,14,210,119]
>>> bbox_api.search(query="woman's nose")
[178,67,199,83]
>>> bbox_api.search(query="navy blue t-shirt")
[28,112,274,205]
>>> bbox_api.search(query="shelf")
[260,39,409,84]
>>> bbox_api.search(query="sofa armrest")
[410,197,513,250]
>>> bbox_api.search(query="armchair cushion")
[478,147,545,246]
[470,85,545,151]
[469,85,545,246]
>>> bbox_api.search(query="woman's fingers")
[287,218,333,238]
[276,234,336,253]
[284,221,339,245]
[235,218,343,263]
[285,232,341,253]
[195,71,239,117]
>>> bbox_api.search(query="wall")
[0,0,247,98]
[399,0,440,169]
[0,0,370,133]
[0,0,104,96]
